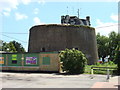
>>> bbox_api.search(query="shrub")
[59,48,87,74]
[96,62,102,66]
[108,61,115,65]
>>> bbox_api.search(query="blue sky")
[0,0,118,51]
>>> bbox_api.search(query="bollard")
[91,68,94,79]
[107,68,110,81]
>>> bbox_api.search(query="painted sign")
[0,57,4,64]
[26,57,37,65]
[12,55,17,60]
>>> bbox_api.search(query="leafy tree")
[7,42,17,52]
[113,35,120,64]
[96,32,120,63]
[12,41,25,53]
[59,48,87,74]
[2,41,9,51]
[96,33,109,62]
[113,45,120,75]
[2,40,25,53]
[108,31,119,61]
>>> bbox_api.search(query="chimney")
[86,16,90,21]
[86,16,91,26]
[61,16,65,24]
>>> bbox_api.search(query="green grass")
[84,61,117,75]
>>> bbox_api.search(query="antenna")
[67,6,68,15]
[77,9,79,18]
[77,8,81,18]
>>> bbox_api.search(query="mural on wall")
[0,57,4,64]
[26,57,37,65]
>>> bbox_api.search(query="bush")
[108,61,115,65]
[59,48,87,74]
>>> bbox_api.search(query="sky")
[0,0,119,51]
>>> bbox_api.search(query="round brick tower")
[28,24,98,64]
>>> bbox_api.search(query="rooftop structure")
[61,15,91,26]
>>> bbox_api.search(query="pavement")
[0,72,119,89]
[91,75,119,88]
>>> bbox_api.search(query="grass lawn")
[84,61,117,75]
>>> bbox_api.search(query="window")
[42,57,50,65]
[41,47,45,52]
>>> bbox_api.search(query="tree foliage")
[1,40,25,53]
[108,32,120,61]
[96,33,109,62]
[12,41,25,53]
[59,48,87,74]
[96,31,120,63]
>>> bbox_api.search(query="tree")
[12,41,25,53]
[2,41,25,53]
[108,31,119,61]
[96,33,109,62]
[113,33,120,64]
[96,31,120,63]
[8,42,17,52]
[2,41,9,51]
[59,48,87,74]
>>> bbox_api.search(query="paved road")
[0,72,110,88]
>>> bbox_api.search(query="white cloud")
[0,0,19,17]
[95,19,118,36]
[21,0,31,5]
[4,8,11,12]
[15,12,28,20]
[2,8,11,16]
[0,0,18,12]
[110,13,118,21]
[33,17,44,25]
[0,0,32,12]
[34,8,39,14]
[38,0,45,4]
[3,12,10,16]
[0,0,45,16]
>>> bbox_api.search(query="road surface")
[0,72,109,88]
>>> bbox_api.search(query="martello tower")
[28,22,98,65]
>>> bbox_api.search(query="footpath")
[91,76,119,88]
